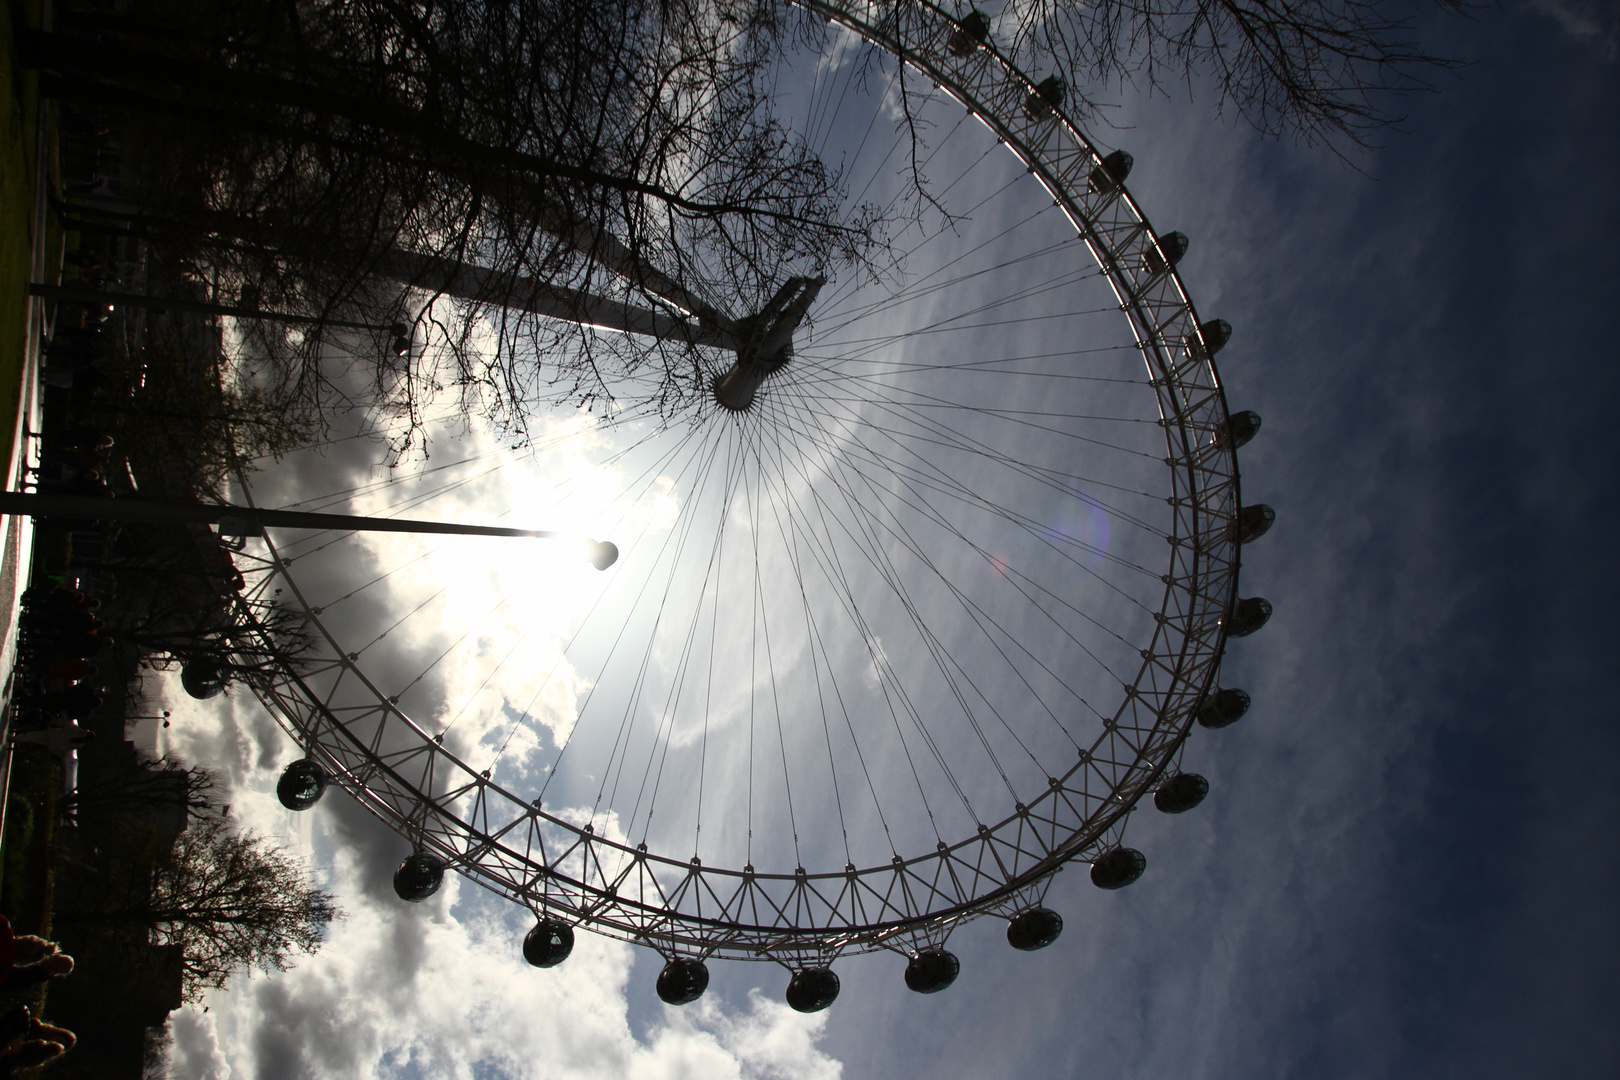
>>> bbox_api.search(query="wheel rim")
[224,0,1245,964]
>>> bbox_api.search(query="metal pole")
[0,491,618,567]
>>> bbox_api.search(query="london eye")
[218,0,1274,1010]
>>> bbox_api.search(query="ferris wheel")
[224,0,1275,1010]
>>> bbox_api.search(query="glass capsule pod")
[1090,847,1147,890]
[276,758,328,810]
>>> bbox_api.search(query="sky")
[142,2,1619,1078]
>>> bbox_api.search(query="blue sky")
[156,3,1618,1078]
[793,4,1620,1076]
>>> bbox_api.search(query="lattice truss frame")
[225,0,1245,964]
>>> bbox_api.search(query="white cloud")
[155,722,844,1080]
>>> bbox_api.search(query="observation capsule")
[1187,319,1232,358]
[947,10,991,55]
[1023,76,1066,120]
[180,658,226,699]
[1223,596,1272,638]
[1233,504,1276,544]
[656,958,709,1006]
[1154,772,1210,814]
[275,758,328,811]
[523,918,575,968]
[1220,410,1262,449]
[1144,231,1189,276]
[1196,687,1251,729]
[785,967,841,1013]
[904,950,961,994]
[393,852,445,902]
[1088,149,1134,193]
[1090,847,1147,890]
[1006,907,1064,951]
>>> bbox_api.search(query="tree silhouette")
[982,0,1463,150]
[123,600,317,688]
[60,816,341,1001]
[29,0,1461,449]
[22,0,882,447]
[65,750,221,826]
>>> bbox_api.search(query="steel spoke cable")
[543,412,738,811]
[810,193,1075,340]
[746,391,888,861]
[812,160,1077,318]
[795,373,1165,464]
[765,381,1065,784]
[765,379,1138,710]
[744,430,764,866]
[776,389,1167,576]
[693,428,748,854]
[801,285,1119,378]
[774,376,1168,539]
[350,583,451,660]
[752,381,986,821]
[811,233,1101,346]
[788,388,1160,673]
[773,395,1161,636]
[808,25,868,156]
[440,622,541,745]
[629,422,752,847]
[840,83,976,218]
[485,425,727,781]
[790,399,1113,741]
[394,584,531,711]
[790,342,1144,380]
[784,475,856,865]
[749,391,909,853]
[736,399,814,866]
[814,104,1020,318]
[576,414,741,797]
[796,427,1035,795]
[592,434,738,821]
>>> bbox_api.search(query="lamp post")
[0,492,619,569]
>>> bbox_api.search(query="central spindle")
[713,275,825,412]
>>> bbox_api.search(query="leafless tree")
[124,600,317,687]
[25,0,884,449]
[65,750,222,825]
[28,0,1461,453]
[58,816,341,1002]
[995,0,1465,150]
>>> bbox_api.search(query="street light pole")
[0,492,619,569]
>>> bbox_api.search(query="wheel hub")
[712,275,825,411]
